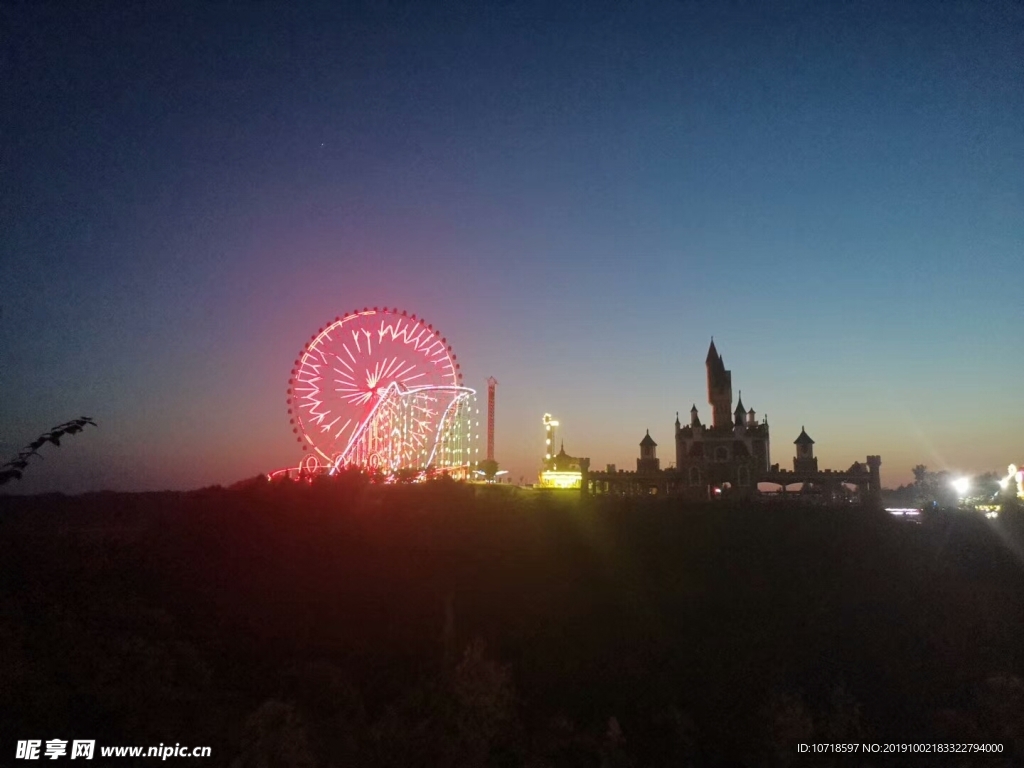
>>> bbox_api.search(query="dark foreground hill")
[2,480,1022,767]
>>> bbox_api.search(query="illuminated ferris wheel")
[287,308,478,475]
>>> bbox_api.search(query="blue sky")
[2,0,1021,491]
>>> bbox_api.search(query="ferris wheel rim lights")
[286,307,475,474]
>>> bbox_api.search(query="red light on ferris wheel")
[287,307,475,475]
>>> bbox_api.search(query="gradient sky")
[2,0,1021,493]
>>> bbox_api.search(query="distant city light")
[952,477,970,497]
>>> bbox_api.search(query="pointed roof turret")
[734,392,745,415]
[706,338,718,364]
[690,403,698,413]
[794,427,814,445]
[640,430,657,448]
[675,412,681,427]
[705,338,731,393]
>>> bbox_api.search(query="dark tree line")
[1,478,1022,766]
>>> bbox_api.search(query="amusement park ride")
[270,308,481,481]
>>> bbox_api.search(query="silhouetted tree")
[0,417,96,485]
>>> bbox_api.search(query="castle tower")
[706,339,733,429]
[794,427,818,472]
[734,393,746,428]
[866,455,882,505]
[638,430,660,472]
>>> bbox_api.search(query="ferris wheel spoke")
[392,362,416,381]
[408,328,429,350]
[368,359,384,388]
[380,356,402,381]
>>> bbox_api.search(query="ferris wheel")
[287,308,477,474]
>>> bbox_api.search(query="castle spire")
[706,338,733,428]
[706,338,719,364]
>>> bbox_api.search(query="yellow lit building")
[539,443,589,489]
[538,414,590,489]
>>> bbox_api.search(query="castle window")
[715,446,729,462]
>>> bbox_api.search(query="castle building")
[583,340,882,503]
[674,340,771,498]
[637,430,660,472]
[793,427,817,472]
